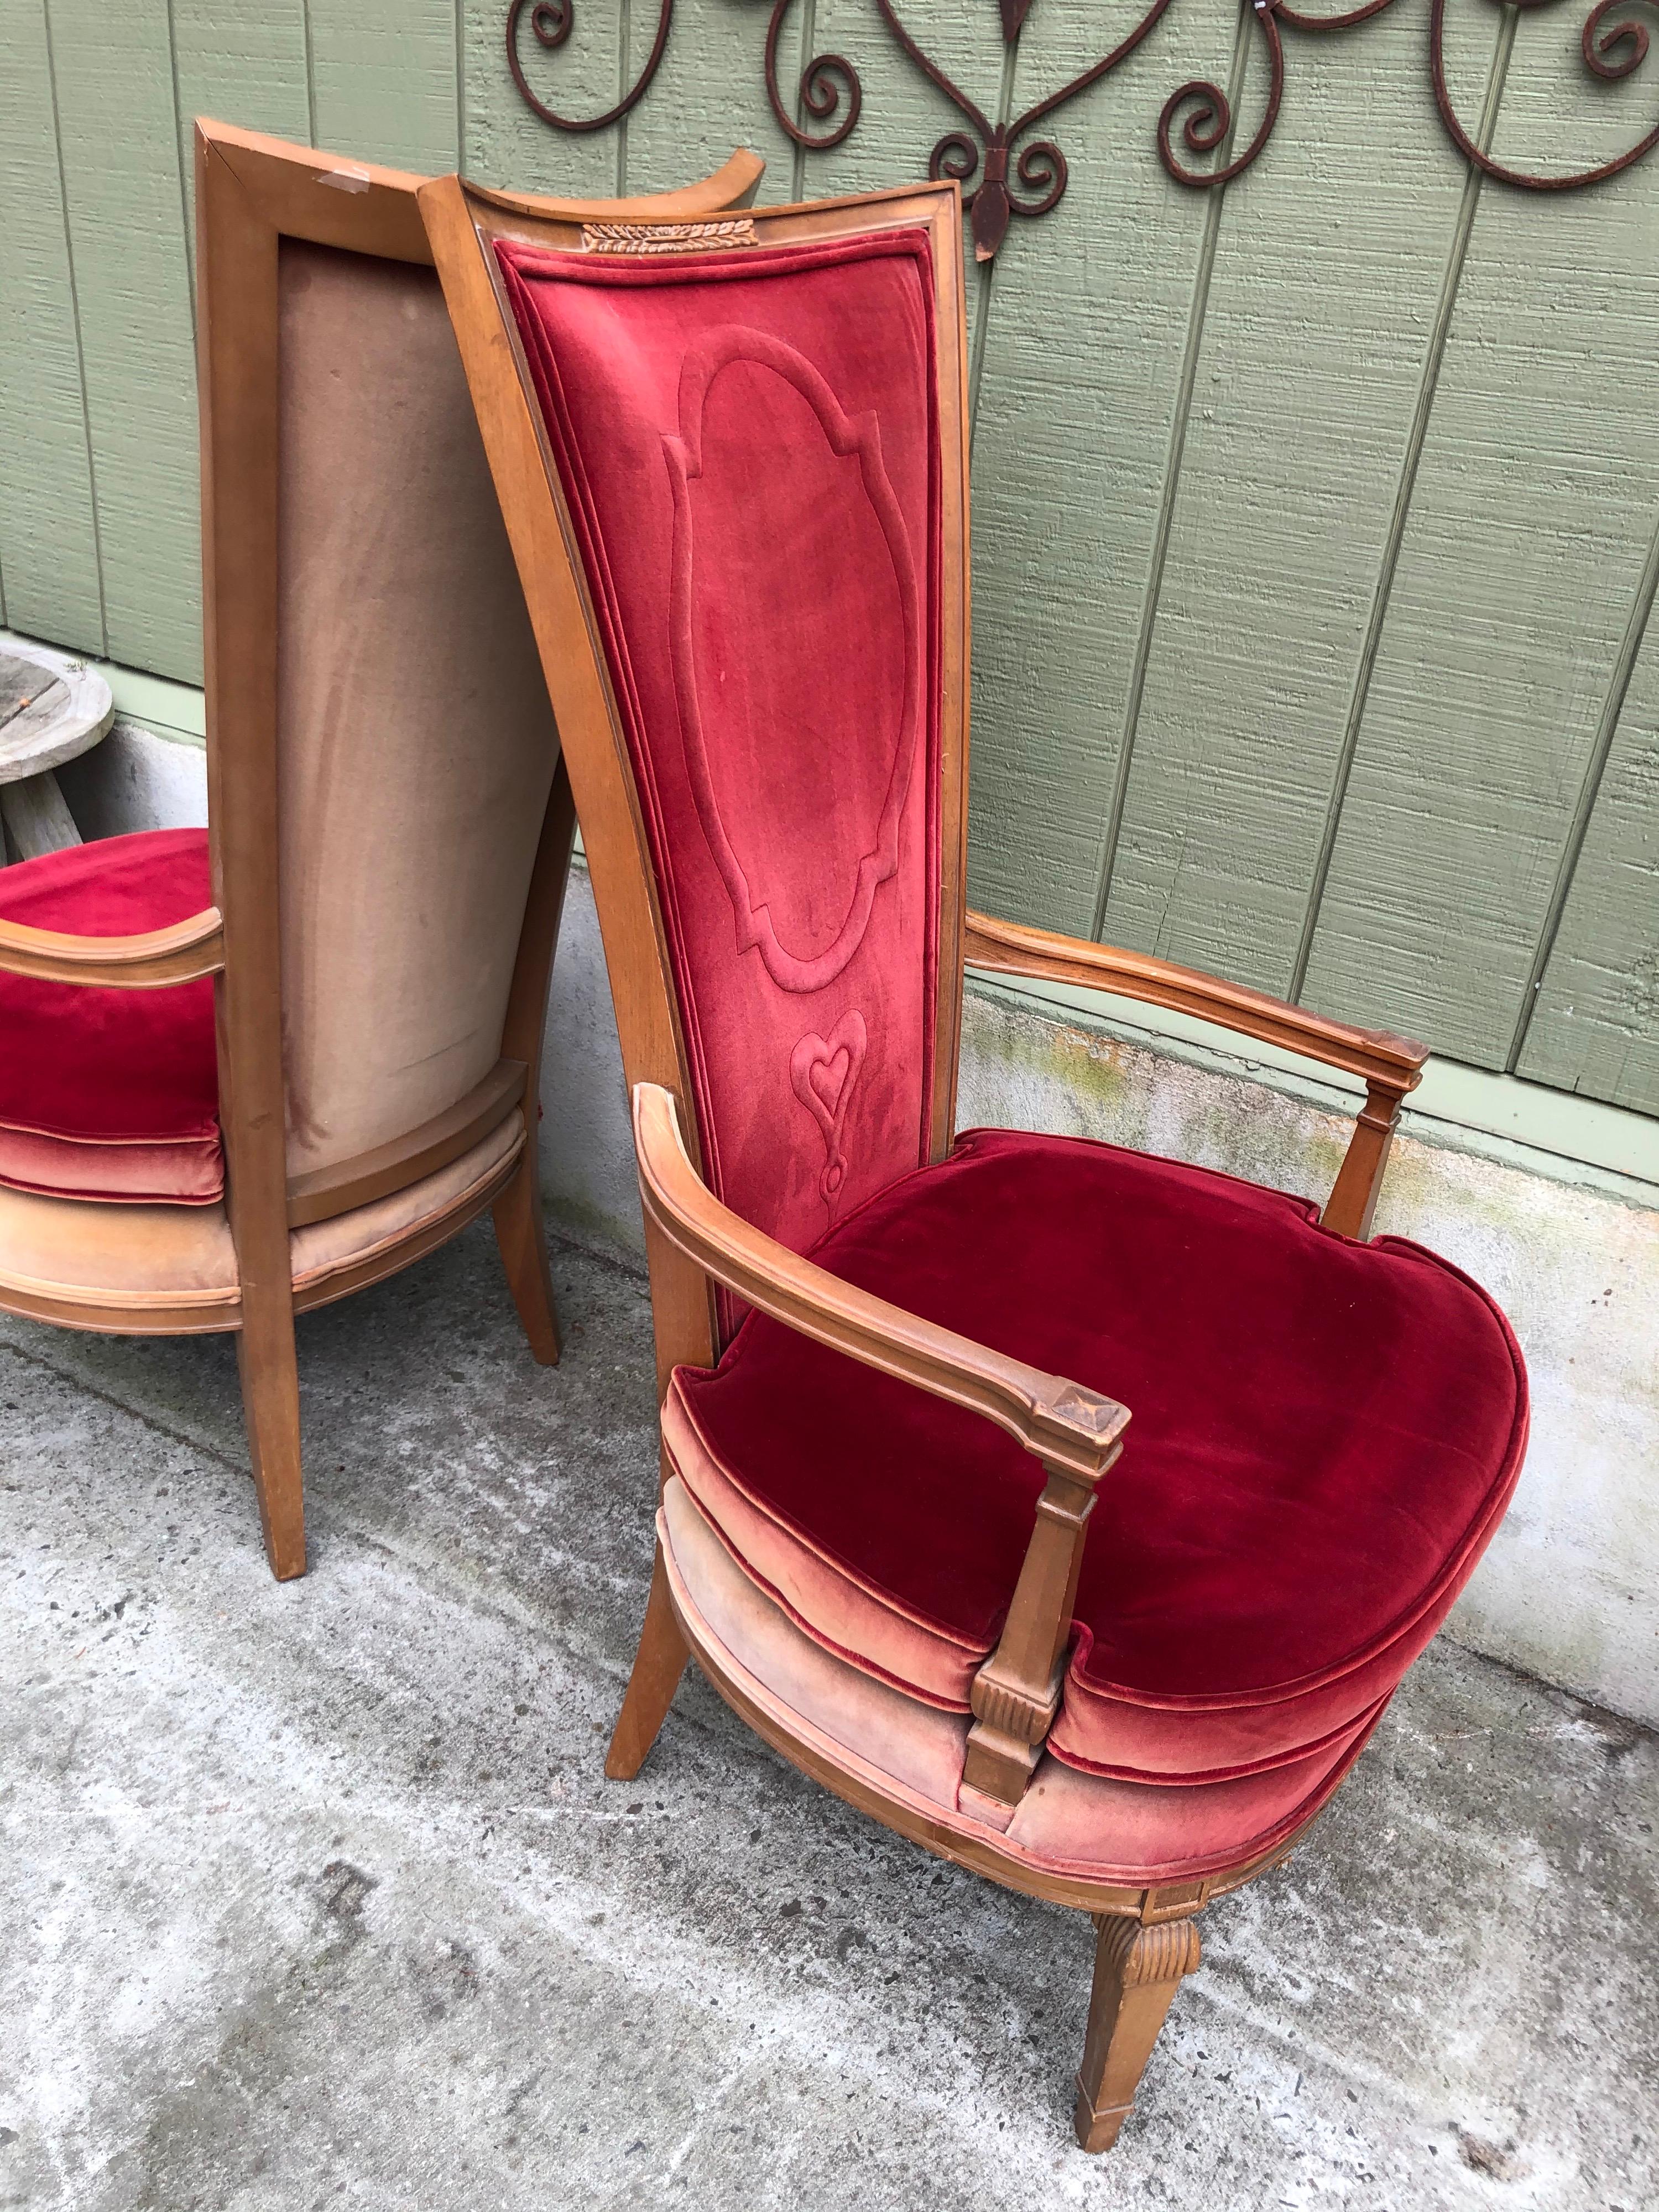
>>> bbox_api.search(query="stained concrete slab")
[2,1224,1655,2211]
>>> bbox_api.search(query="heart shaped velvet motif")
[789,1009,868,1208]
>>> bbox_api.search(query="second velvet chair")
[0,124,764,1579]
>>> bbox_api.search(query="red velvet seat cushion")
[670,1129,1527,1783]
[0,830,222,1204]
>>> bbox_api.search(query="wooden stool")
[0,635,114,864]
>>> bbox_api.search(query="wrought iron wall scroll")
[505,0,1659,258]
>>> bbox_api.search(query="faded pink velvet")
[0,830,222,1203]
[497,233,943,1316]
[670,1130,1528,1784]
[661,1472,1392,1883]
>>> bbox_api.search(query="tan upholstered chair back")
[275,240,559,1181]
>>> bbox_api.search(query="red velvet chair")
[423,175,1528,2149]
[0,123,763,1581]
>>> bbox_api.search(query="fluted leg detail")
[1073,1913,1202,2152]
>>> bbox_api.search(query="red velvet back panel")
[499,233,942,1278]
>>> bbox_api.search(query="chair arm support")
[634,1082,1130,1812]
[963,910,1429,1241]
[0,906,226,988]
[634,1082,1129,1486]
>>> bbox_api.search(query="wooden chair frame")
[0,123,764,1583]
[421,170,1430,2150]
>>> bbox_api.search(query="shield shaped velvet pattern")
[497,232,943,1298]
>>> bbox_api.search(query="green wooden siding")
[1,0,1655,1114]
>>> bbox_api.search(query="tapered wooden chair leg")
[237,1286,306,1582]
[1073,1914,1202,2152]
[493,1146,561,1366]
[606,1545,690,1779]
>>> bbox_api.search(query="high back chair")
[0,123,763,1583]
[422,174,1530,2150]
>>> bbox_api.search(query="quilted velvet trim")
[671,1126,1528,1778]
[0,1124,224,1207]
[664,1378,983,1709]
[1058,1229,1529,1721]
[694,1129,1530,1706]
[669,1370,1445,1785]
[0,828,223,1205]
[659,1486,1393,1886]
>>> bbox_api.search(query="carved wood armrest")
[635,1083,1129,1482]
[963,909,1430,1241]
[634,1082,1130,1809]
[0,907,226,988]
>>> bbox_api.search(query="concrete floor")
[2,1222,1655,2212]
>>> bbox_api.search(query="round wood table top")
[0,634,115,788]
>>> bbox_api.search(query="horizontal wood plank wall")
[307,1,460,175]
[1090,5,1501,999]
[171,1,313,294]
[619,0,800,201]
[967,0,1245,938]
[0,0,1653,1115]
[1499,30,1659,1114]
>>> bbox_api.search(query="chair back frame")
[419,174,972,1392]
[0,122,765,1345]
[0,124,765,1584]
[200,123,769,1351]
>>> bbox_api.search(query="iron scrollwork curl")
[764,0,862,151]
[502,0,1659,257]
[506,0,673,133]
[876,0,1172,259]
[1157,0,1286,188]
[1431,0,1659,191]
[1161,0,1659,190]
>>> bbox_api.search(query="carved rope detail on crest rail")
[662,327,921,996]
[581,218,758,254]
[508,0,1659,260]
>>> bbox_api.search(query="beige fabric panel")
[0,1114,521,1312]
[289,1113,521,1287]
[276,240,559,1180]
[0,1183,239,1307]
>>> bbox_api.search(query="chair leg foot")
[493,1149,561,1366]
[1073,1914,1202,2153]
[237,1293,306,1582]
[606,1545,689,1780]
